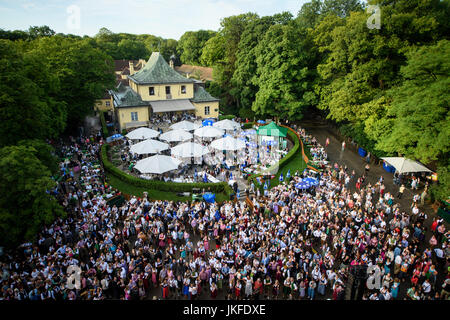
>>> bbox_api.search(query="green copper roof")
[192,85,219,103]
[111,85,149,108]
[257,121,287,137]
[128,52,194,85]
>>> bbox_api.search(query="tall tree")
[177,30,216,65]
[252,22,317,120]
[368,40,450,164]
[0,145,65,248]
[0,40,65,146]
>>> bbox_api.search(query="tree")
[27,25,55,39]
[177,30,216,65]
[232,14,292,111]
[0,40,65,146]
[26,36,116,132]
[252,23,317,120]
[117,39,149,60]
[0,145,65,248]
[369,40,450,164]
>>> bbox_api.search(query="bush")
[100,144,233,195]
[218,114,236,121]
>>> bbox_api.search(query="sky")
[0,0,310,40]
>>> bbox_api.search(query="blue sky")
[0,0,309,40]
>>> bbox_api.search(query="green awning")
[257,122,287,137]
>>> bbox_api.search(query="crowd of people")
[0,124,448,301]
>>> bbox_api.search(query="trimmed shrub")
[218,114,236,121]
[100,144,233,196]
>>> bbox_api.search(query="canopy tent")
[210,136,246,151]
[129,139,169,155]
[194,126,224,138]
[169,120,200,131]
[256,122,287,137]
[381,157,432,174]
[213,119,241,131]
[134,155,182,174]
[126,127,160,140]
[159,129,193,142]
[171,142,210,158]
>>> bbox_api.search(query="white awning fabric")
[150,99,196,113]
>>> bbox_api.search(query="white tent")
[194,126,224,138]
[169,120,200,131]
[210,136,246,151]
[213,119,241,131]
[171,142,210,158]
[130,139,169,155]
[134,155,182,174]
[159,129,193,142]
[125,127,160,140]
[381,157,432,174]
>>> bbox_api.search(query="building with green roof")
[109,52,220,131]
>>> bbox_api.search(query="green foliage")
[218,114,235,121]
[17,139,59,175]
[0,40,66,146]
[369,40,450,164]
[430,164,450,202]
[0,145,65,248]
[100,144,233,195]
[177,30,216,65]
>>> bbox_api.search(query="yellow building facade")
[110,52,220,132]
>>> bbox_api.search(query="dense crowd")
[0,125,449,301]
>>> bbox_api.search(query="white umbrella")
[211,136,246,151]
[381,157,432,174]
[194,126,224,138]
[126,127,160,140]
[170,120,200,131]
[134,155,182,174]
[213,119,241,131]
[159,129,193,142]
[171,142,210,158]
[130,139,169,155]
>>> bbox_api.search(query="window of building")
[204,106,210,115]
[131,112,138,121]
[165,86,171,94]
[181,85,186,94]
[149,87,155,95]
[105,101,110,107]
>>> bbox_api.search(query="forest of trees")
[0,0,449,247]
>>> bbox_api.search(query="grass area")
[267,146,308,189]
[106,173,231,203]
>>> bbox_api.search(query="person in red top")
[254,278,263,299]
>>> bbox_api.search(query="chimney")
[129,61,135,75]
[169,59,174,69]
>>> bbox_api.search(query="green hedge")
[218,114,236,121]
[101,144,233,195]
[247,128,300,188]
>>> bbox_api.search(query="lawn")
[106,173,231,203]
